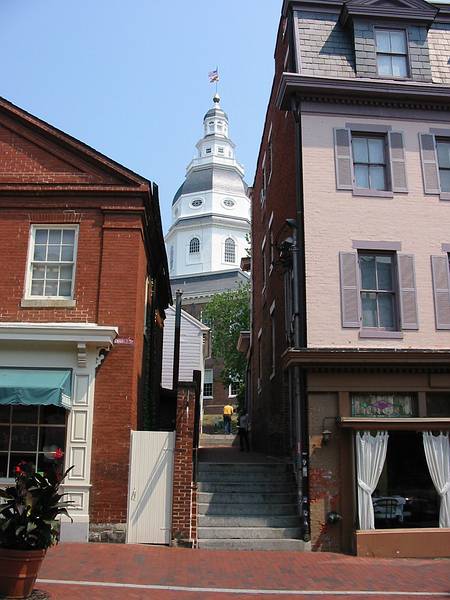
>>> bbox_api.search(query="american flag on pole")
[208,69,219,83]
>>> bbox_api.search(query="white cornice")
[0,322,118,345]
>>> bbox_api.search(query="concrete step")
[198,502,297,516]
[198,515,301,528]
[197,538,308,551]
[197,526,302,540]
[197,492,296,504]
[197,472,292,483]
[197,482,294,493]
[198,463,290,473]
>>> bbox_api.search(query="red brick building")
[0,96,171,542]
[250,0,450,558]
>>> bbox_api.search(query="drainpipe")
[172,290,183,392]
[291,96,310,542]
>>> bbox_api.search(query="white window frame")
[270,301,276,379]
[224,237,236,264]
[261,236,267,294]
[229,382,239,398]
[203,369,213,398]
[25,225,79,301]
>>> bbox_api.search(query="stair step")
[198,502,297,516]
[197,492,296,504]
[197,538,308,551]
[197,526,302,540]
[197,482,294,493]
[198,515,301,528]
[198,463,290,473]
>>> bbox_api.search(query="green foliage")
[0,460,73,550]
[202,283,250,389]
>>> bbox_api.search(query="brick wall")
[250,16,296,457]
[171,382,197,545]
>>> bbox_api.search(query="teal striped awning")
[0,369,72,409]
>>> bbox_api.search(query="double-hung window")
[359,253,397,330]
[27,226,77,298]
[335,128,407,196]
[352,136,387,191]
[203,369,213,398]
[375,29,409,78]
[436,139,450,192]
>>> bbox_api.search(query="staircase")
[196,461,307,550]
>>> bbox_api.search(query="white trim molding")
[0,322,118,345]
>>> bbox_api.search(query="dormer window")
[375,29,408,78]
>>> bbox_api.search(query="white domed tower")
[165,94,250,282]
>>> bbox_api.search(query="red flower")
[54,448,64,460]
[15,465,22,474]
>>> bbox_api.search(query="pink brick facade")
[250,1,450,557]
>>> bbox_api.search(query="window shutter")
[431,256,450,329]
[419,134,440,194]
[388,132,407,192]
[339,252,360,327]
[397,254,418,330]
[334,128,353,190]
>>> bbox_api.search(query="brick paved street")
[32,543,450,599]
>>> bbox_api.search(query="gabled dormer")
[340,0,438,82]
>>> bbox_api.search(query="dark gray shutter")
[419,134,440,194]
[397,254,418,330]
[334,128,353,190]
[388,132,407,192]
[339,252,360,327]
[431,256,450,329]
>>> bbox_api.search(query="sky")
[0,0,281,232]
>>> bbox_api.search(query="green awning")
[0,369,72,409]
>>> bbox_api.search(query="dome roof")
[173,165,247,205]
[204,107,228,121]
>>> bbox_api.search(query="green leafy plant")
[202,283,250,390]
[0,456,73,550]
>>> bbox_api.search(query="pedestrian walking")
[238,411,250,452]
[223,403,234,434]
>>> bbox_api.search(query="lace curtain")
[422,432,450,528]
[356,431,389,530]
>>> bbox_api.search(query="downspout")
[291,95,310,542]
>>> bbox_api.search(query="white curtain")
[422,432,450,528]
[356,431,389,530]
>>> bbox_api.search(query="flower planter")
[0,547,46,599]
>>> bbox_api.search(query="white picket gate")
[126,430,175,545]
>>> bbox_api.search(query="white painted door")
[126,431,175,545]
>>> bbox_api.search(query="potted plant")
[0,452,73,599]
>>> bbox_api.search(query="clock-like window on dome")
[224,238,236,263]
[223,198,235,208]
[189,237,200,254]
[191,198,203,208]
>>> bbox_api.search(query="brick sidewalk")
[34,543,450,599]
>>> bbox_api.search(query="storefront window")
[352,393,418,417]
[372,431,439,529]
[0,405,66,479]
[426,392,450,417]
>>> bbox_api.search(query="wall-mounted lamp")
[321,417,336,446]
[326,511,342,525]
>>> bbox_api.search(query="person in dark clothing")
[238,411,250,452]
